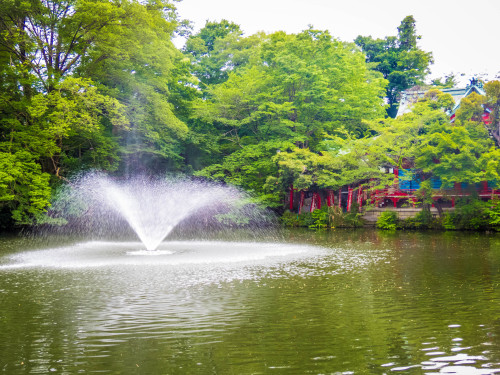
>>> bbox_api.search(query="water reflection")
[0,230,499,374]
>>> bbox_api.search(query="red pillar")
[451,196,455,208]
[310,194,316,212]
[482,181,489,193]
[392,198,398,208]
[310,192,321,212]
[289,185,294,211]
[327,190,334,207]
[347,187,353,212]
[357,186,363,211]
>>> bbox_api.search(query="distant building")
[396,78,490,121]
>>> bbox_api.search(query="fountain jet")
[57,174,256,251]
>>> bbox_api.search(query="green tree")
[0,0,186,223]
[77,0,193,173]
[0,151,51,225]
[194,29,387,203]
[484,80,500,145]
[355,15,433,117]
[183,20,244,87]
[431,74,457,89]
[365,88,496,190]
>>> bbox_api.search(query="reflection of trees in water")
[1,231,500,373]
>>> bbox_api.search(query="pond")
[1,229,500,374]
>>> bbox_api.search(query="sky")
[174,0,500,85]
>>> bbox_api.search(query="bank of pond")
[281,197,500,231]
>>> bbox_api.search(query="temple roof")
[396,78,486,117]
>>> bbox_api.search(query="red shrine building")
[286,79,498,220]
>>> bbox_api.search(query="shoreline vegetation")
[0,1,499,233]
[281,198,500,232]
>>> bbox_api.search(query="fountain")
[48,172,275,251]
[0,172,323,270]
[94,175,242,251]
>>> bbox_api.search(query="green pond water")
[1,229,500,374]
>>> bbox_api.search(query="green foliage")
[355,16,433,117]
[309,208,329,229]
[485,80,500,146]
[445,198,490,231]
[281,211,316,228]
[0,0,187,224]
[376,211,398,230]
[0,151,51,225]
[280,205,363,229]
[431,74,458,89]
[398,209,437,230]
[327,204,364,228]
[184,20,244,87]
[280,211,301,227]
[365,89,497,192]
[442,213,456,230]
[486,200,500,231]
[194,29,387,203]
[0,1,496,235]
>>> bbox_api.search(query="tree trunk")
[434,201,444,218]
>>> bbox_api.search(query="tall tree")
[79,0,193,173]
[194,29,387,205]
[183,20,244,87]
[484,80,500,145]
[0,0,186,224]
[355,16,433,117]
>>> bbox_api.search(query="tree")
[0,0,186,224]
[0,151,51,225]
[193,29,387,204]
[364,89,496,190]
[355,16,433,117]
[484,80,500,145]
[183,20,244,87]
[431,74,457,89]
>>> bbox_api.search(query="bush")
[451,198,490,230]
[376,211,398,230]
[280,210,316,228]
[486,199,500,231]
[281,206,364,229]
[414,209,433,228]
[328,205,364,228]
[399,209,439,230]
[280,210,300,227]
[442,213,456,230]
[309,208,329,229]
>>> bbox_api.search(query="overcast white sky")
[174,0,500,85]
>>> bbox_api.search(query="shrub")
[442,213,456,230]
[280,210,317,227]
[298,211,315,227]
[452,198,490,230]
[280,210,300,227]
[309,208,329,229]
[328,205,364,228]
[414,209,433,228]
[376,211,398,230]
[486,200,500,231]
